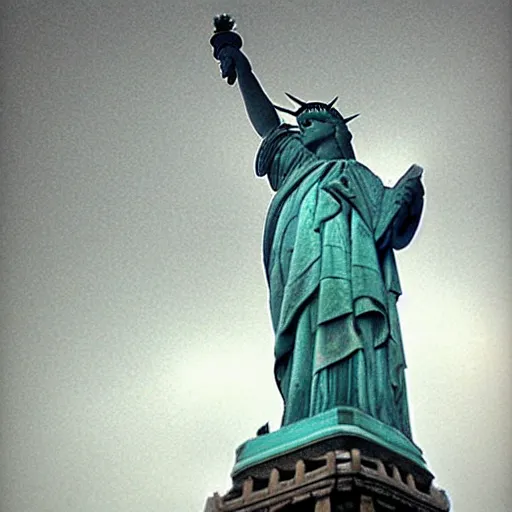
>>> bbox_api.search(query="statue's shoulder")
[255,123,300,177]
[255,123,317,191]
[343,160,384,189]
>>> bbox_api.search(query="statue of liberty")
[211,15,424,440]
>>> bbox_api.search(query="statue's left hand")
[392,177,424,236]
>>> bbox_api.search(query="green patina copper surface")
[256,125,423,435]
[211,16,425,454]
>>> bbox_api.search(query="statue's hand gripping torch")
[210,14,243,85]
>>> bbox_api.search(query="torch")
[210,14,243,85]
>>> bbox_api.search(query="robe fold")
[255,124,423,438]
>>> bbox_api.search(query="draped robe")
[255,124,424,438]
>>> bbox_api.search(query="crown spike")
[285,92,308,107]
[343,113,360,124]
[274,104,299,116]
[327,96,339,109]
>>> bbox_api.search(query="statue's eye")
[302,119,312,128]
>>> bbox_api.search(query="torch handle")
[210,16,243,85]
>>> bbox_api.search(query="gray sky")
[1,1,510,511]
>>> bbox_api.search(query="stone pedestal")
[204,448,449,511]
[232,407,431,488]
[204,408,449,511]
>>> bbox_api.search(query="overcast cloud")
[1,1,510,511]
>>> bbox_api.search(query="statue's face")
[298,113,336,150]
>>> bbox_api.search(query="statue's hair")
[274,93,359,125]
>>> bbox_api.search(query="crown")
[274,93,359,124]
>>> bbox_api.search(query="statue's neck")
[314,136,353,160]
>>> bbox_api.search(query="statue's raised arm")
[211,14,280,137]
